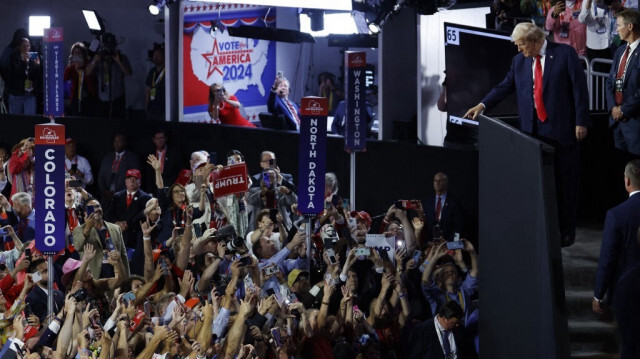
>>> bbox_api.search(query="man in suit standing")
[105,169,151,249]
[267,76,300,131]
[465,22,590,247]
[25,258,64,323]
[97,133,140,210]
[592,160,640,357]
[606,10,640,160]
[423,172,464,242]
[73,198,130,280]
[408,301,476,359]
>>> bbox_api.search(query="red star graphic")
[189,5,194,12]
[234,4,238,8]
[196,4,201,11]
[202,38,223,78]
[221,4,226,9]
[209,4,214,10]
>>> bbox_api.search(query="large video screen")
[443,23,518,144]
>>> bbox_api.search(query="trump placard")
[212,163,249,197]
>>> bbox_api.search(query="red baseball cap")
[65,138,77,145]
[125,169,141,179]
[350,211,372,227]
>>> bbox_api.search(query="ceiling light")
[149,3,160,15]
[29,16,51,37]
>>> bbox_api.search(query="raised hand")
[82,243,96,262]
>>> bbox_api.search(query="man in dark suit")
[408,301,476,359]
[97,133,140,210]
[267,76,300,131]
[465,22,590,247]
[143,129,181,192]
[592,160,640,357]
[25,258,64,323]
[606,10,640,158]
[423,172,464,242]
[105,169,151,249]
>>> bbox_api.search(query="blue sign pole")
[344,52,367,211]
[297,97,328,215]
[43,27,65,119]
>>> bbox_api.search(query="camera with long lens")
[98,33,118,60]
[226,236,246,254]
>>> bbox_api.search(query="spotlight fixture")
[368,22,380,34]
[28,16,51,37]
[149,3,160,15]
[82,10,105,34]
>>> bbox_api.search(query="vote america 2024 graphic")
[182,2,276,123]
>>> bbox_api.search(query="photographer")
[207,83,255,127]
[546,0,588,56]
[7,38,40,115]
[145,44,165,121]
[25,259,65,323]
[86,33,132,119]
[64,42,98,116]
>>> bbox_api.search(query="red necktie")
[67,208,78,231]
[534,55,548,122]
[435,196,442,221]
[616,45,631,105]
[126,193,133,208]
[285,99,300,126]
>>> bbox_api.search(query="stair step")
[570,351,620,359]
[568,321,620,354]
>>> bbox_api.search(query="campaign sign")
[42,28,64,118]
[182,3,276,123]
[344,51,367,152]
[34,123,66,254]
[297,97,328,214]
[365,234,395,262]
[212,163,249,197]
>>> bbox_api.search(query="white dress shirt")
[434,316,458,359]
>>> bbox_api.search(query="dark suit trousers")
[532,111,579,238]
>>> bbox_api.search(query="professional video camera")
[98,32,118,60]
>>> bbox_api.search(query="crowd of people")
[0,129,479,358]
[491,0,630,62]
[0,29,358,133]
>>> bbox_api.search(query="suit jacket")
[613,262,640,359]
[267,91,300,131]
[408,318,476,359]
[105,189,152,248]
[423,192,464,242]
[606,43,640,155]
[97,151,141,194]
[594,193,640,304]
[25,285,65,323]
[481,41,590,146]
[143,147,182,192]
[72,221,130,279]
